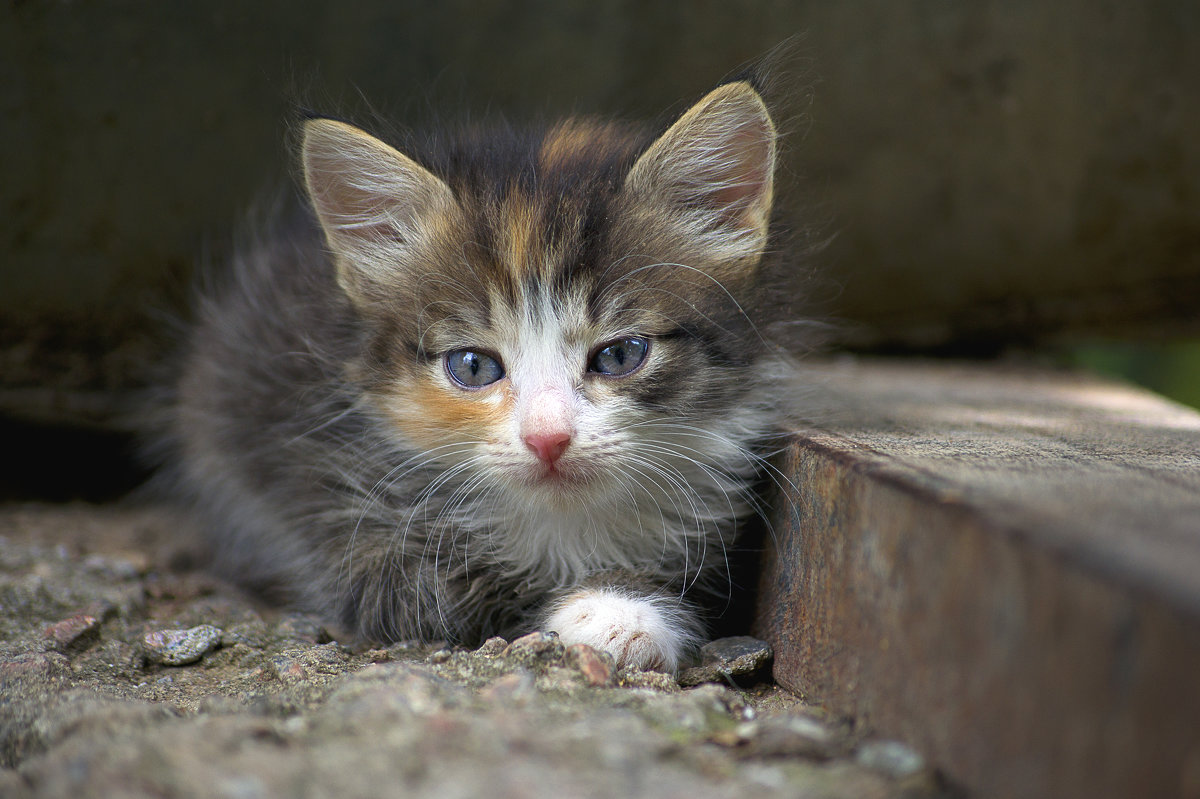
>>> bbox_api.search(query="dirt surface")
[1,503,954,798]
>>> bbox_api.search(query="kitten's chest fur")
[158,80,793,666]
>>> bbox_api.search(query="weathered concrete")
[756,358,1200,799]
[0,504,949,798]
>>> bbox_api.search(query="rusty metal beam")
[755,359,1200,799]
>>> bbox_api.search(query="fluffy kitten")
[155,79,797,671]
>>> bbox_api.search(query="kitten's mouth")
[524,459,591,490]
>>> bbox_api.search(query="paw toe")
[544,588,692,672]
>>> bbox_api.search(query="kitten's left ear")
[624,81,777,263]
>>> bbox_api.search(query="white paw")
[543,588,697,672]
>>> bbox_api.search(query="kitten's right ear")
[623,82,776,268]
[302,119,457,298]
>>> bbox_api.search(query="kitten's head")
[302,82,779,514]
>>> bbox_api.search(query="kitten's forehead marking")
[507,284,589,392]
[538,120,601,171]
[500,197,546,283]
[494,192,597,341]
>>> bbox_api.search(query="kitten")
[154,78,797,672]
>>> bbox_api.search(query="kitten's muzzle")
[518,384,576,469]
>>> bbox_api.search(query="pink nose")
[523,432,571,466]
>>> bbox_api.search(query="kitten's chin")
[512,460,604,503]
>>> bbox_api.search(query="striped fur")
[154,81,798,671]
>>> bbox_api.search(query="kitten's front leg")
[542,586,703,672]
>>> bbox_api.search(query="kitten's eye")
[445,349,505,388]
[589,337,649,377]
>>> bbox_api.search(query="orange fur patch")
[538,120,601,171]
[379,373,513,451]
[501,198,542,281]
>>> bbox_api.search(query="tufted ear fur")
[623,81,777,265]
[301,118,459,303]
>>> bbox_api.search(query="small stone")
[42,614,101,652]
[427,648,454,664]
[270,643,348,683]
[475,636,508,656]
[678,636,773,687]
[142,624,223,666]
[565,643,614,687]
[272,656,309,681]
[366,648,391,663]
[701,636,773,673]
[502,631,564,665]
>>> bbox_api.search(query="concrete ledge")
[755,359,1200,799]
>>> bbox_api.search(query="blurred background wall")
[2,1,1198,493]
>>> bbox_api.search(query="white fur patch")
[543,588,699,672]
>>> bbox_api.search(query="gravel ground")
[0,503,956,798]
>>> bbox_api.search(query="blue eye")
[589,337,649,376]
[445,349,505,388]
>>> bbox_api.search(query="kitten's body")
[155,81,798,670]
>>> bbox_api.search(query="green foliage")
[1063,340,1200,411]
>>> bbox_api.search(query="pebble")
[565,643,614,687]
[475,636,509,656]
[42,614,102,652]
[427,648,454,664]
[677,636,773,687]
[365,649,392,663]
[272,656,310,681]
[270,642,349,683]
[502,631,564,664]
[142,624,223,666]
